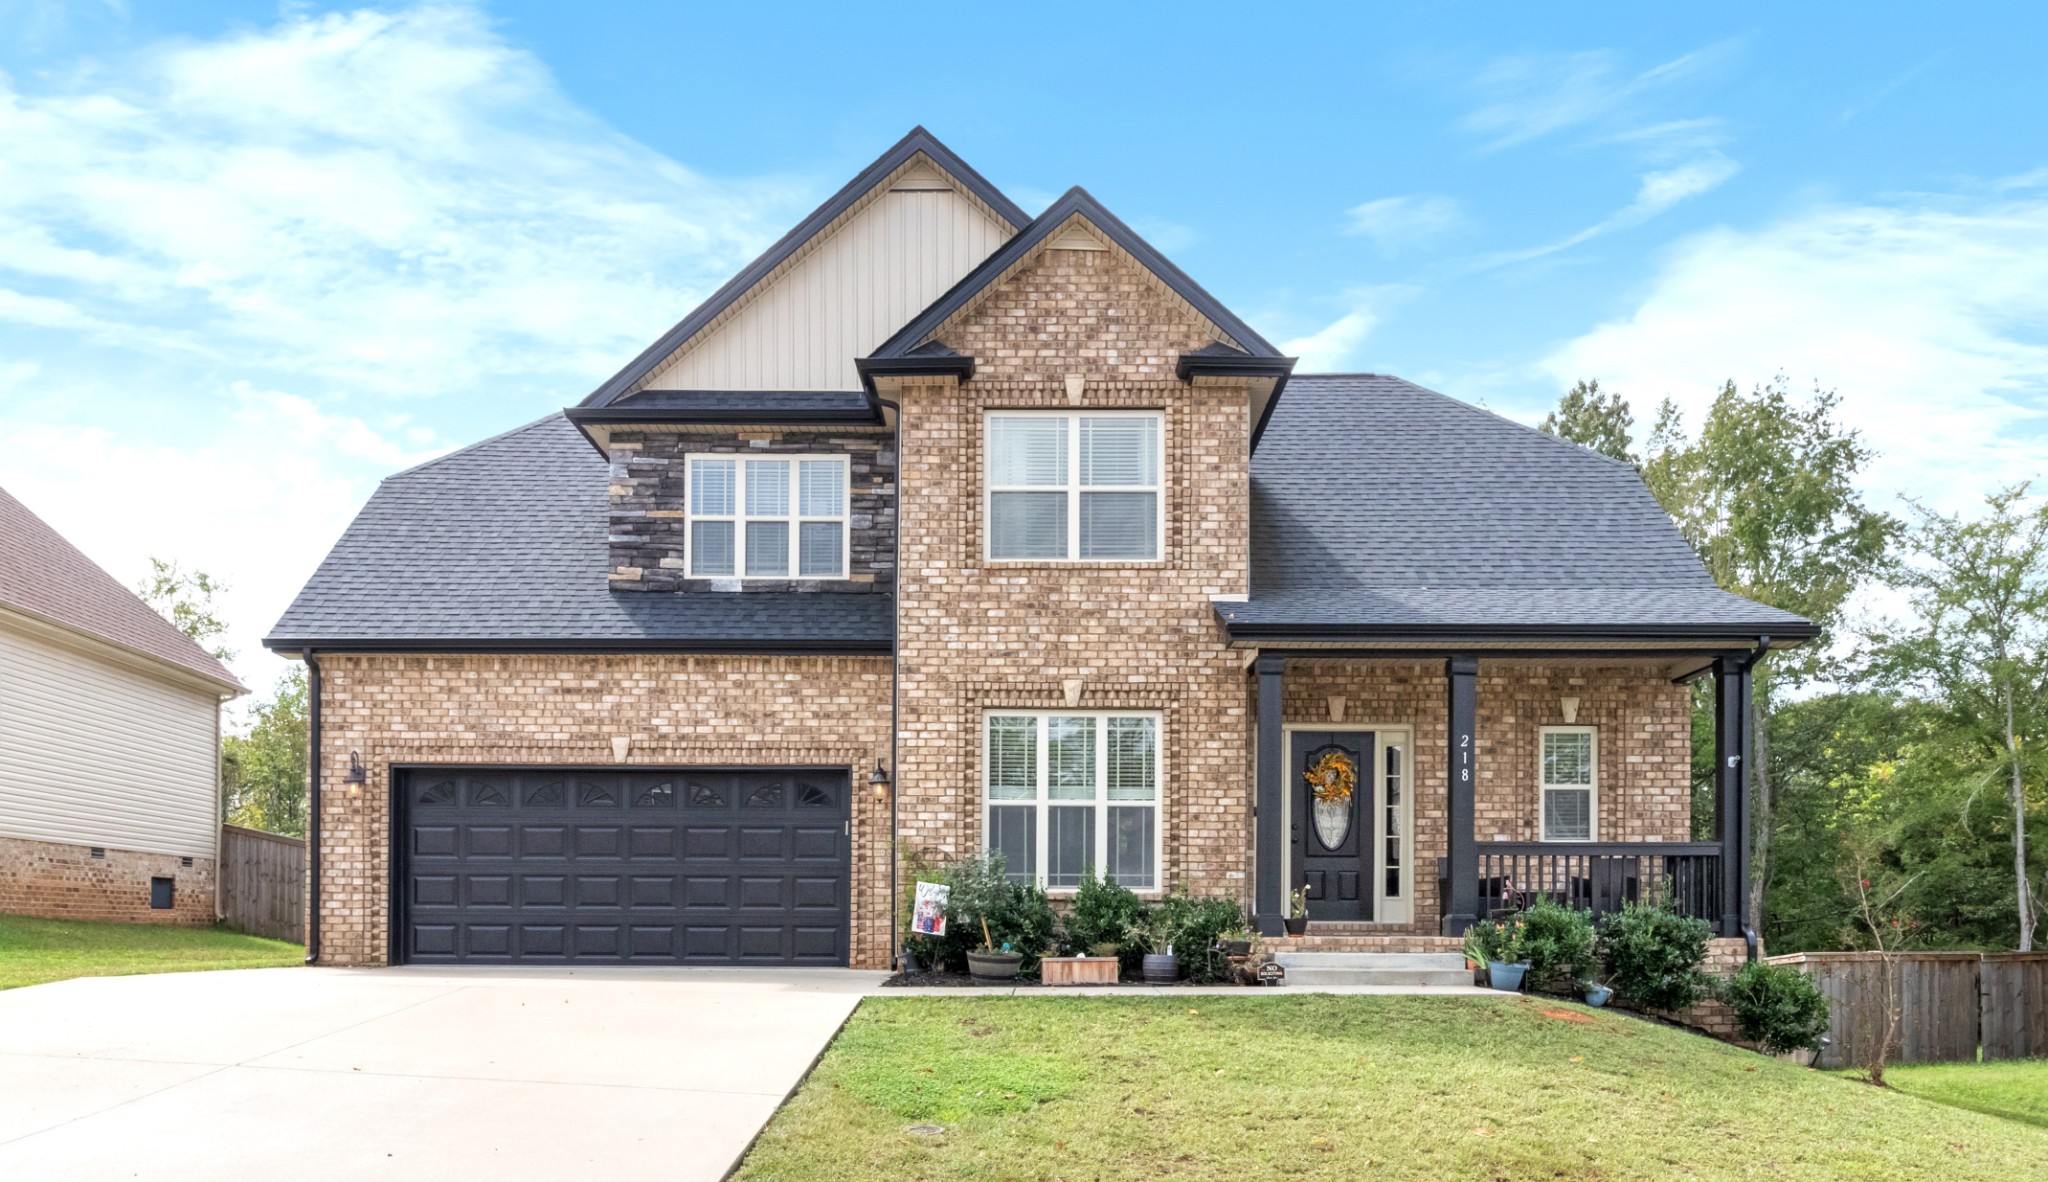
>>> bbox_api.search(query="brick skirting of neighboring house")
[0,833,215,926]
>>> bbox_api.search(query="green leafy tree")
[221,666,309,837]
[1868,486,2048,950]
[1541,378,1637,463]
[135,557,233,662]
[1641,378,1893,932]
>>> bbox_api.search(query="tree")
[136,557,233,662]
[1641,378,1894,932]
[221,666,308,837]
[1869,486,2048,950]
[1541,379,1636,463]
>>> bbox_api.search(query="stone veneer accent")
[311,653,892,968]
[606,429,895,593]
[887,242,1255,903]
[0,834,215,925]
[1276,661,1695,934]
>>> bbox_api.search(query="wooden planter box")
[1040,956,1120,986]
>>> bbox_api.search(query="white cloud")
[1284,308,1379,372]
[1343,195,1468,254]
[1475,152,1739,270]
[1459,44,1733,151]
[1540,194,2048,513]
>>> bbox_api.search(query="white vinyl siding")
[642,178,1015,391]
[1539,726,1598,842]
[0,620,220,858]
[985,412,1163,561]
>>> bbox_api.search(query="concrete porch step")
[1269,951,1473,988]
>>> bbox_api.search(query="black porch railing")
[1439,843,1725,926]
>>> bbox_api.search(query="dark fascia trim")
[1257,646,1759,663]
[1177,353,1298,451]
[1216,610,1820,646]
[580,128,1028,409]
[563,403,886,457]
[263,635,892,656]
[854,352,977,401]
[864,186,1283,366]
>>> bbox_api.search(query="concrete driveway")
[0,965,884,1181]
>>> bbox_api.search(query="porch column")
[1713,653,1752,937]
[1254,652,1288,936]
[1443,655,1479,935]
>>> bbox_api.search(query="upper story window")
[1539,726,1598,842]
[985,412,1161,561]
[687,455,848,579]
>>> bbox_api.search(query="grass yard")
[0,913,301,990]
[737,995,2048,1181]
[1884,1059,2048,1128]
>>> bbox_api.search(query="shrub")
[1595,902,1715,1012]
[1519,899,1596,991]
[906,853,1058,973]
[1064,872,1147,963]
[1152,893,1248,983]
[1723,961,1832,1055]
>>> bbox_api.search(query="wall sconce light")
[869,760,892,801]
[343,751,366,796]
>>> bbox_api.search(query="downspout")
[304,651,322,965]
[878,395,903,971]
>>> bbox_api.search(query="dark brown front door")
[1292,731,1373,921]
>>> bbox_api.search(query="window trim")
[683,453,851,580]
[982,410,1166,564]
[1537,724,1599,842]
[980,709,1165,894]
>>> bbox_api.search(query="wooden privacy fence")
[1768,951,2048,1069]
[220,824,305,944]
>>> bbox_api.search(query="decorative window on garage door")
[983,711,1160,892]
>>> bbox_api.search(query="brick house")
[268,129,1810,971]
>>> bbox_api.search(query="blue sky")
[2,1,2045,699]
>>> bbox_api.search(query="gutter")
[262,636,893,656]
[304,652,322,965]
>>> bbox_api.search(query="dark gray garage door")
[399,767,849,965]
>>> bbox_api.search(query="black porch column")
[1713,653,1752,937]
[1444,655,1479,935]
[1254,653,1288,936]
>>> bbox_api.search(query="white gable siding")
[0,620,220,859]
[643,184,1012,392]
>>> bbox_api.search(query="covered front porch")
[1247,647,1765,941]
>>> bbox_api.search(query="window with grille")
[1540,726,1598,842]
[984,711,1159,890]
[985,412,1162,561]
[686,454,848,579]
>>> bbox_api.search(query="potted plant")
[1283,885,1310,937]
[1214,925,1254,960]
[1474,917,1530,992]
[966,917,1023,982]
[1134,911,1180,984]
[1580,976,1613,1008]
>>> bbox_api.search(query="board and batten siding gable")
[641,170,1014,392]
[0,618,220,859]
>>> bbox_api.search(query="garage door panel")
[403,767,847,966]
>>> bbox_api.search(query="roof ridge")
[1325,373,1644,474]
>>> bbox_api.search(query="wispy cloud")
[1343,195,1469,254]
[1282,288,1415,371]
[1475,152,1740,270]
[1459,43,1735,151]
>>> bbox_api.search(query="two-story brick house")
[269,129,1811,971]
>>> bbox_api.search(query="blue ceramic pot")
[1487,961,1530,991]
[1583,984,1613,1008]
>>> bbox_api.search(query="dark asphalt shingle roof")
[1225,374,1812,638]
[265,413,892,651]
[1,485,243,689]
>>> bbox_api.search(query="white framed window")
[1539,726,1598,842]
[984,411,1162,561]
[983,711,1160,891]
[685,454,848,579]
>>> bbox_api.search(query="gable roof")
[581,127,1029,408]
[264,414,891,653]
[1221,374,1816,644]
[0,486,243,691]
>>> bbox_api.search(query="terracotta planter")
[1040,956,1119,986]
[966,950,1023,982]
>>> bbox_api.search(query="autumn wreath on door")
[1304,748,1358,850]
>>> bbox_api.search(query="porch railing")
[1439,843,1725,926]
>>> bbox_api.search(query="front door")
[1292,731,1373,921]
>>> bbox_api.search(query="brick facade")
[0,834,215,926]
[606,429,895,593]
[311,653,892,967]
[887,241,1255,903]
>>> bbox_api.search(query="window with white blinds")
[983,711,1160,891]
[1539,726,1598,842]
[686,454,848,579]
[985,412,1161,560]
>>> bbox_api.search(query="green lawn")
[0,914,302,990]
[1885,1059,2048,1128]
[738,995,2048,1181]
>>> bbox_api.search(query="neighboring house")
[269,129,1812,970]
[0,487,245,925]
